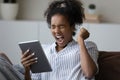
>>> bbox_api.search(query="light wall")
[17,0,51,20]
[82,0,120,23]
[0,0,120,23]
[0,21,120,64]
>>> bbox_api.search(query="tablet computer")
[18,40,52,73]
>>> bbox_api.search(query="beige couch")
[95,51,120,80]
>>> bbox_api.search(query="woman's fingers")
[22,49,30,58]
[79,27,90,40]
[25,61,37,68]
[21,52,35,63]
[22,57,38,67]
[21,49,38,68]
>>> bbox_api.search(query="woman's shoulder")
[85,41,98,49]
[85,41,97,46]
[73,40,97,47]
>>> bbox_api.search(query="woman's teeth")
[56,35,62,38]
[56,36,64,43]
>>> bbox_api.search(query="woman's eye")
[51,26,55,29]
[60,26,65,29]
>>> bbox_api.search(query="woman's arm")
[77,28,97,79]
[21,49,37,80]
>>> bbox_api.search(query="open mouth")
[56,35,64,44]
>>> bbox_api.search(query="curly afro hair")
[44,0,85,36]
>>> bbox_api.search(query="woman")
[21,0,98,80]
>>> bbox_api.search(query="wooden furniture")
[84,14,100,23]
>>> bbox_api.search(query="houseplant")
[88,4,96,14]
[0,0,19,20]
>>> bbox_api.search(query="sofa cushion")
[0,54,24,80]
[95,51,120,80]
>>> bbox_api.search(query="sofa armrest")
[95,51,120,80]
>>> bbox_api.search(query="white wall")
[0,21,120,64]
[38,22,120,51]
[84,23,120,51]
[0,21,39,64]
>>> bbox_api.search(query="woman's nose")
[54,27,60,33]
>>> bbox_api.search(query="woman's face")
[51,14,74,48]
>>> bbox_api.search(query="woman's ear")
[72,26,75,32]
[71,26,76,36]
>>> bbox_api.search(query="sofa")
[95,51,120,80]
[0,51,120,80]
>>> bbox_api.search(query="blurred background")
[0,0,120,23]
[0,0,120,64]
